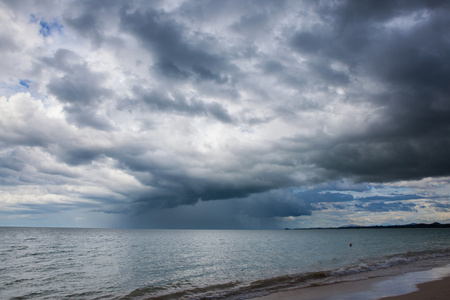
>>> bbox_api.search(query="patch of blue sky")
[19,79,31,88]
[40,19,63,37]
[30,14,63,37]
[0,79,38,97]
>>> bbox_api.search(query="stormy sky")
[1,0,449,229]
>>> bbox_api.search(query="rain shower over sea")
[1,227,449,299]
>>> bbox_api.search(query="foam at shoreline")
[120,249,450,299]
[256,263,450,300]
[380,276,450,300]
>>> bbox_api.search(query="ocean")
[1,227,449,299]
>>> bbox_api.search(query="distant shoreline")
[286,222,450,230]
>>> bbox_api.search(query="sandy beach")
[256,277,386,300]
[256,269,450,300]
[379,276,450,300]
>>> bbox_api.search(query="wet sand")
[256,277,385,300]
[379,276,450,300]
[256,271,450,300]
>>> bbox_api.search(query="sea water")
[1,227,449,299]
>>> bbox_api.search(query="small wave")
[120,271,333,300]
[4,245,29,252]
[332,249,450,277]
[64,290,106,298]
[15,249,75,259]
[121,249,450,300]
[4,278,33,286]
[121,281,241,300]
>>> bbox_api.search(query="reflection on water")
[0,227,449,299]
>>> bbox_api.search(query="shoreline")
[380,276,450,300]
[255,262,450,300]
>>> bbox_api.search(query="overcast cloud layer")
[1,0,449,228]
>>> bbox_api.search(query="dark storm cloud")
[287,0,450,183]
[102,143,304,210]
[152,60,191,80]
[128,190,313,229]
[126,201,244,229]
[55,146,104,166]
[127,198,287,230]
[44,49,113,130]
[130,87,234,123]
[192,64,228,84]
[39,1,450,194]
[64,13,104,47]
[0,149,25,173]
[307,61,350,85]
[151,60,230,84]
[62,0,128,48]
[141,187,425,222]
[236,190,314,218]
[0,127,50,148]
[2,0,450,228]
[258,60,285,74]
[311,129,450,183]
[126,168,295,210]
[120,6,226,69]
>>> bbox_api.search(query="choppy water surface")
[1,227,449,299]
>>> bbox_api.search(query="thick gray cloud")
[0,0,449,228]
[129,87,235,123]
[43,49,114,129]
[119,5,233,75]
[286,0,450,183]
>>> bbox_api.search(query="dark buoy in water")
[349,243,352,247]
